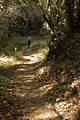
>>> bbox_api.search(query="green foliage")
[0,64,17,76]
[0,65,17,94]
[32,35,46,41]
[0,35,46,57]
[47,84,72,95]
[0,36,27,56]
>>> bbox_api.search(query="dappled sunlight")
[22,48,48,64]
[54,100,79,119]
[22,55,38,64]
[14,91,27,98]
[16,74,35,80]
[37,66,50,75]
[0,56,14,63]
[0,56,22,65]
[17,68,27,71]
[38,67,46,75]
[1,39,79,120]
[31,110,58,119]
[27,99,80,120]
[38,84,53,97]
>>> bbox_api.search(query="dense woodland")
[0,0,80,58]
[0,0,80,120]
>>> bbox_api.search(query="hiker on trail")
[27,36,32,48]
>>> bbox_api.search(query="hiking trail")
[11,40,53,120]
[10,40,80,120]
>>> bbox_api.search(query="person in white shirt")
[27,36,32,48]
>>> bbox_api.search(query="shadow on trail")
[7,42,67,120]
[7,42,52,119]
[1,40,79,120]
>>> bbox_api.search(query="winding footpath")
[12,41,54,120]
[11,41,80,120]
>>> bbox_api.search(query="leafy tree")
[33,0,80,59]
[0,0,21,40]
[0,0,80,55]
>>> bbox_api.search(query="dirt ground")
[5,40,80,120]
[11,41,54,120]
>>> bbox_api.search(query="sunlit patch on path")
[22,48,48,64]
[0,56,21,65]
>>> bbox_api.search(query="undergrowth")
[38,32,80,119]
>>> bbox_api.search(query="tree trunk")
[76,0,80,29]
[42,14,54,33]
[65,0,75,35]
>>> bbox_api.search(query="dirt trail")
[12,41,53,120]
[11,41,80,120]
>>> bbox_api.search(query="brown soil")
[4,40,80,120]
